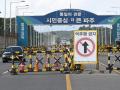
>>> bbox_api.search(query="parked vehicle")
[2,46,25,63]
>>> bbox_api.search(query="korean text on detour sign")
[75,31,96,36]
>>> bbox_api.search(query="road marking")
[66,74,72,90]
[100,62,120,75]
[2,70,9,75]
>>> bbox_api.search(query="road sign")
[74,30,98,64]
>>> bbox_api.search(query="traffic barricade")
[106,47,120,73]
[34,57,40,72]
[52,54,63,71]
[36,50,44,71]
[27,54,33,72]
[9,52,18,75]
[44,51,52,71]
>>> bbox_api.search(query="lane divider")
[66,74,72,90]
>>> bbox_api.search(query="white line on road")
[2,70,9,75]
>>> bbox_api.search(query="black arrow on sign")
[82,41,89,53]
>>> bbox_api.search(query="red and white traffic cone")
[19,63,25,73]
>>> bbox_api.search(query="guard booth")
[17,9,120,47]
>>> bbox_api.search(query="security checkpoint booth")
[7,9,120,75]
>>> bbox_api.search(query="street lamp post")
[16,5,29,16]
[15,5,29,33]
[14,5,29,45]
[4,0,6,48]
[15,5,29,31]
[10,1,26,46]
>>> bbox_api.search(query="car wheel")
[2,59,8,63]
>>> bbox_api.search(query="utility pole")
[4,0,6,48]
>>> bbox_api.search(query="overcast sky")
[0,0,120,18]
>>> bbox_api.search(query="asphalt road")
[0,57,11,74]
[71,74,120,90]
[0,52,120,90]
[0,72,66,90]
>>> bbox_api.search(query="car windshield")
[12,47,23,52]
[5,47,23,53]
[5,47,12,52]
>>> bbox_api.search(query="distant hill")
[51,31,73,40]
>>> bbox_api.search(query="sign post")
[74,30,98,65]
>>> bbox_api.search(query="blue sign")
[17,9,118,25]
[17,9,120,46]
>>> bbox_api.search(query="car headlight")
[19,54,24,57]
[2,54,6,58]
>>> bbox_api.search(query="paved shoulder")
[71,74,120,90]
